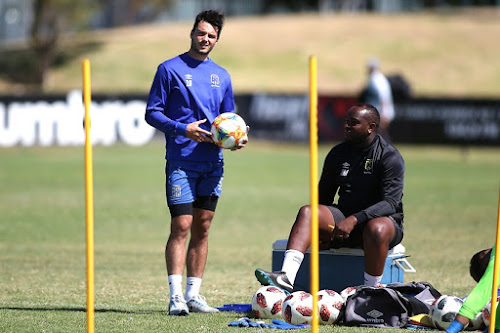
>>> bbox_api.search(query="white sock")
[364,272,382,286]
[168,274,184,299]
[281,249,304,285]
[185,277,202,301]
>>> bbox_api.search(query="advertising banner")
[0,91,155,147]
[1,93,499,147]
[391,99,500,145]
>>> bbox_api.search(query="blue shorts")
[165,160,224,207]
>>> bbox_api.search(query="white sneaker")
[168,294,189,316]
[186,295,219,313]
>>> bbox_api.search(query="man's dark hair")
[470,248,491,283]
[192,10,225,39]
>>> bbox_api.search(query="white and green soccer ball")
[211,112,247,149]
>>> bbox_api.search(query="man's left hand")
[231,127,249,150]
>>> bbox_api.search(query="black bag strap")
[386,281,442,316]
[386,281,441,299]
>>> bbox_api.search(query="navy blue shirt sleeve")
[145,64,188,136]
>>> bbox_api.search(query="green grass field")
[1,141,499,332]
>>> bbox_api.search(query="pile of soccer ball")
[211,112,248,149]
[251,286,499,329]
[251,286,346,325]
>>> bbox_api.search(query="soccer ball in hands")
[211,112,248,149]
[317,289,344,325]
[251,286,287,319]
[282,291,314,325]
[429,295,464,330]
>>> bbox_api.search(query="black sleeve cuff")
[353,211,368,225]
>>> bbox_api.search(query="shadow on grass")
[1,306,164,315]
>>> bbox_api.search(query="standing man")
[255,104,405,293]
[145,10,247,316]
[362,58,395,141]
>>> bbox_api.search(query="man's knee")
[296,205,332,224]
[191,209,214,238]
[291,205,313,231]
[193,219,212,239]
[170,215,193,238]
[297,205,312,220]
[363,218,394,245]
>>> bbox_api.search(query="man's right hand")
[332,215,357,241]
[186,119,213,143]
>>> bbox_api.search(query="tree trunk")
[30,0,60,89]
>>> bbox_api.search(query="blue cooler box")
[271,240,415,293]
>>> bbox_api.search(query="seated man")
[255,104,405,293]
[446,247,499,333]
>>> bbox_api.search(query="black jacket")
[319,134,405,225]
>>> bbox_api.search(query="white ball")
[340,286,357,303]
[468,310,485,331]
[317,289,344,325]
[429,295,464,330]
[211,112,248,149]
[482,296,500,327]
[251,286,287,319]
[282,291,314,325]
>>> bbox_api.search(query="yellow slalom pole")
[489,185,500,333]
[309,55,319,332]
[82,59,95,333]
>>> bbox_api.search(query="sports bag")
[342,281,441,328]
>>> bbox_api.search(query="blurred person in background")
[360,58,395,141]
[145,9,247,316]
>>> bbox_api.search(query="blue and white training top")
[145,52,235,161]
